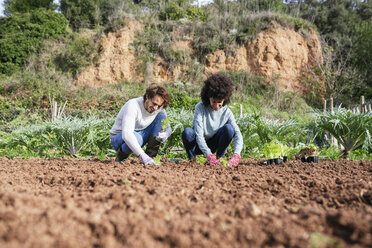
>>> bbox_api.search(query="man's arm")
[121,103,145,156]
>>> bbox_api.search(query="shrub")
[159,1,206,21]
[54,33,98,77]
[0,9,68,75]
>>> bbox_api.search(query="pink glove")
[140,153,155,165]
[228,154,241,166]
[207,154,221,167]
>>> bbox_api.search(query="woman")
[182,73,243,166]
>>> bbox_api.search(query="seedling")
[196,155,207,165]
[219,157,229,166]
[161,118,170,130]
[153,155,162,165]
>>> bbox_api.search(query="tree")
[59,0,100,30]
[352,20,372,98]
[0,9,68,75]
[4,0,57,16]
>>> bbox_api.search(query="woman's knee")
[223,124,235,138]
[182,127,195,141]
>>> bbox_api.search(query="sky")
[0,0,4,16]
[0,0,215,17]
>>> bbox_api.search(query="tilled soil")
[0,157,371,248]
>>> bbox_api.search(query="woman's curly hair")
[201,73,234,107]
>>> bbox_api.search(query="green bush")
[54,33,98,77]
[60,0,100,30]
[159,1,206,21]
[0,9,68,75]
[3,0,57,15]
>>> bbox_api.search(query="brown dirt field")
[0,157,371,248]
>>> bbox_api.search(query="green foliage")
[159,1,206,21]
[0,9,68,75]
[158,108,193,156]
[309,232,343,248]
[196,155,207,165]
[54,33,98,77]
[315,108,372,158]
[3,0,57,16]
[237,0,284,13]
[153,154,162,165]
[285,0,372,106]
[219,156,229,166]
[250,112,306,145]
[168,88,199,110]
[262,141,291,159]
[60,0,100,30]
[320,145,342,160]
[161,118,170,130]
[0,116,114,158]
[352,20,372,99]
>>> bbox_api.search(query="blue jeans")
[182,124,235,159]
[111,112,166,155]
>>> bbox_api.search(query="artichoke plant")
[315,108,372,158]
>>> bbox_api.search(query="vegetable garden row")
[0,107,371,161]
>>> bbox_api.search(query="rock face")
[76,19,323,93]
[76,19,143,86]
[204,28,323,92]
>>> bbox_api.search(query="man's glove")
[156,126,173,143]
[140,153,155,165]
[228,153,241,166]
[207,154,221,167]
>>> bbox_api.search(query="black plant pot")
[274,158,282,165]
[266,159,274,165]
[301,157,306,162]
[283,156,288,162]
[307,156,319,163]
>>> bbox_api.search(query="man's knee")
[157,112,166,121]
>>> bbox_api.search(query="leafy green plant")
[219,157,229,166]
[196,155,207,165]
[296,143,320,159]
[315,108,372,158]
[153,154,162,165]
[161,118,170,130]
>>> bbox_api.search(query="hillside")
[76,18,323,95]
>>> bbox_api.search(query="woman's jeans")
[111,112,166,155]
[182,124,234,159]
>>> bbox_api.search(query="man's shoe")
[145,135,161,158]
[115,149,129,162]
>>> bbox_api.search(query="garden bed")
[0,157,371,247]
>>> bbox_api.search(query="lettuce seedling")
[153,155,162,165]
[161,118,170,131]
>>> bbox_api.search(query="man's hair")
[143,84,170,108]
[201,73,234,107]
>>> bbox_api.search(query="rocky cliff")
[76,19,323,93]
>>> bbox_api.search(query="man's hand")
[207,154,221,166]
[140,153,155,165]
[228,153,241,166]
[156,126,172,143]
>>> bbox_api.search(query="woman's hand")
[228,154,241,166]
[207,154,221,166]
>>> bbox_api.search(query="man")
[110,84,172,164]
